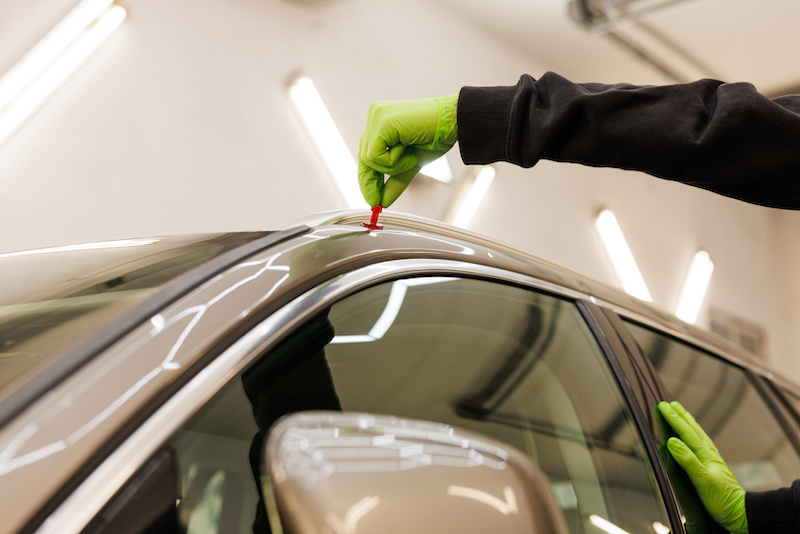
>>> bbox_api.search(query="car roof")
[297,209,783,385]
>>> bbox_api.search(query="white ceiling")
[3,0,797,95]
[435,0,800,95]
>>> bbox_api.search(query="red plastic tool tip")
[361,205,384,230]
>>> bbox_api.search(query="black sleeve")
[457,72,800,209]
[746,479,800,534]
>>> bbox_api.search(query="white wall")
[1,0,798,380]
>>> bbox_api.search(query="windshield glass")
[0,233,266,393]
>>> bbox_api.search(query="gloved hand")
[658,401,748,534]
[655,405,727,534]
[358,94,458,207]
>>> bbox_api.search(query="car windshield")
[0,233,266,394]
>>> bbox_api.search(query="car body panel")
[0,209,795,533]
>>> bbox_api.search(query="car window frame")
[576,300,686,533]
[40,258,684,534]
[613,313,800,459]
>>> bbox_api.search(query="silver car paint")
[0,209,778,532]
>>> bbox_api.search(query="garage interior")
[1,0,799,382]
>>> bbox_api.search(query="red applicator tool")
[361,205,384,230]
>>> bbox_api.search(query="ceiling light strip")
[451,165,495,228]
[675,250,714,324]
[595,209,653,302]
[288,76,363,209]
[420,155,453,183]
[0,1,126,147]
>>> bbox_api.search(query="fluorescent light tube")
[595,210,653,302]
[676,250,714,324]
[288,76,363,209]
[420,155,453,183]
[451,166,495,228]
[0,1,126,147]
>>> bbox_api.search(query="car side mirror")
[264,411,569,534]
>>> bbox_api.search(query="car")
[2,209,800,534]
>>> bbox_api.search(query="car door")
[618,317,800,495]
[67,261,684,534]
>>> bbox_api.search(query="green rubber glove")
[655,405,727,534]
[658,401,748,534]
[357,94,458,207]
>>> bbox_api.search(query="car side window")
[625,320,800,492]
[779,388,800,419]
[167,277,672,533]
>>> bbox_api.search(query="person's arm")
[458,72,800,209]
[746,479,800,534]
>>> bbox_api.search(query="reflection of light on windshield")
[325,495,380,534]
[0,440,67,476]
[0,239,161,259]
[590,514,632,534]
[330,278,455,344]
[0,423,62,477]
[652,521,670,534]
[367,283,406,339]
[0,252,296,479]
[67,367,162,443]
[0,364,161,477]
[447,485,518,515]
[156,254,291,367]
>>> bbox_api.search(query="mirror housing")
[265,411,569,534]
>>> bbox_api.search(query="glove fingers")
[381,166,419,208]
[667,437,707,482]
[358,162,384,207]
[359,114,400,172]
[390,151,419,175]
[658,402,706,451]
[361,139,420,175]
[672,401,715,445]
[371,139,401,169]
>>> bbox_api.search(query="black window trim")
[576,299,687,534]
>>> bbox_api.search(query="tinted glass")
[626,320,800,491]
[0,233,265,392]
[170,277,671,534]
